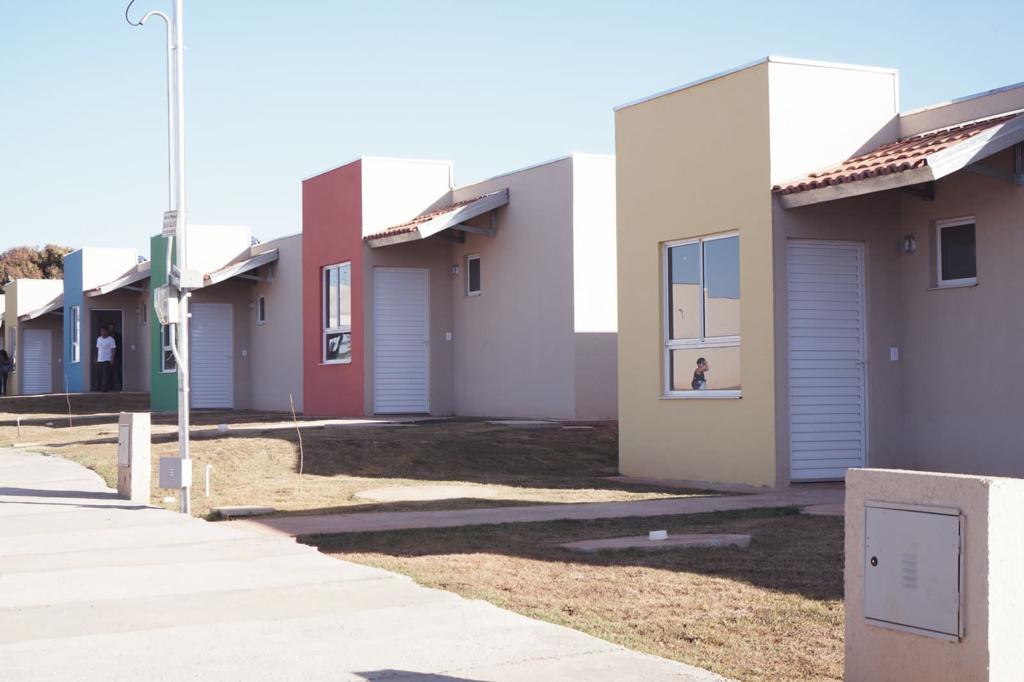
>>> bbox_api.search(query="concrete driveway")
[0,449,725,681]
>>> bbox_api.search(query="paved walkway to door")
[232,484,844,538]
[0,449,723,681]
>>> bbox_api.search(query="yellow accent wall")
[615,62,778,486]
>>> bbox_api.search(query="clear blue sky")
[1,0,1021,254]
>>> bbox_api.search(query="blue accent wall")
[62,250,85,393]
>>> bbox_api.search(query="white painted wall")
[768,59,900,186]
[360,157,452,237]
[571,153,618,334]
[14,279,64,317]
[80,248,139,290]
[185,224,252,274]
[900,82,1024,137]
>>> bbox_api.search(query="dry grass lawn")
[312,507,844,682]
[0,392,709,518]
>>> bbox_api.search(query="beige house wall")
[250,234,303,412]
[895,150,1024,476]
[449,158,577,418]
[616,62,777,486]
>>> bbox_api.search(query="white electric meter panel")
[864,502,963,640]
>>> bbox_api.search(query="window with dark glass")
[466,255,481,296]
[937,219,976,287]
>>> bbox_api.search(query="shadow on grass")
[307,507,845,602]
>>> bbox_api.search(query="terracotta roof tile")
[772,112,1023,195]
[363,195,488,241]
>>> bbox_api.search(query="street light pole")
[171,0,192,515]
[128,0,191,514]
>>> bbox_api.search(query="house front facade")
[149,226,303,412]
[617,57,1024,486]
[63,247,150,393]
[302,154,618,419]
[5,279,64,395]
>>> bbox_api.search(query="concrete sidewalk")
[232,486,844,538]
[0,449,725,681]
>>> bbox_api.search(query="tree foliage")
[0,245,73,292]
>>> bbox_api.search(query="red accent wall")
[302,160,366,417]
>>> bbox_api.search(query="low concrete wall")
[845,468,1024,681]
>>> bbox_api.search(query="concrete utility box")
[846,469,1024,682]
[864,502,962,639]
[116,412,151,504]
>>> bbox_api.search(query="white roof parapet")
[86,261,152,298]
[19,295,64,322]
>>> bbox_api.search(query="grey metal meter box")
[864,501,963,640]
[160,456,193,489]
[117,423,131,467]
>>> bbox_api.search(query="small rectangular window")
[161,324,176,373]
[141,301,148,326]
[936,218,976,287]
[256,295,267,325]
[322,263,352,363]
[70,306,81,364]
[466,254,481,296]
[663,233,741,396]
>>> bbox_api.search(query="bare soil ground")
[312,508,844,682]
[0,393,710,518]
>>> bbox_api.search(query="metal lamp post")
[128,0,192,514]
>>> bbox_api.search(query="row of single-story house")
[8,55,1023,487]
[2,152,618,421]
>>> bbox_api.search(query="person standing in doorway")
[95,326,117,392]
[0,350,12,396]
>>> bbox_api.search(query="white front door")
[374,268,429,414]
[190,302,234,409]
[787,241,867,481]
[21,328,52,395]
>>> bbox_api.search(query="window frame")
[70,305,81,364]
[322,262,352,365]
[160,323,176,374]
[662,232,741,399]
[465,254,481,297]
[255,295,267,325]
[935,216,977,288]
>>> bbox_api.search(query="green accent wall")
[150,235,178,411]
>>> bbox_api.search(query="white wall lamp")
[901,235,917,254]
[450,264,460,276]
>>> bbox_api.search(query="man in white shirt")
[95,326,117,392]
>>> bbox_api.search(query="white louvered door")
[787,241,867,481]
[190,302,234,409]
[374,268,429,414]
[21,329,52,395]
